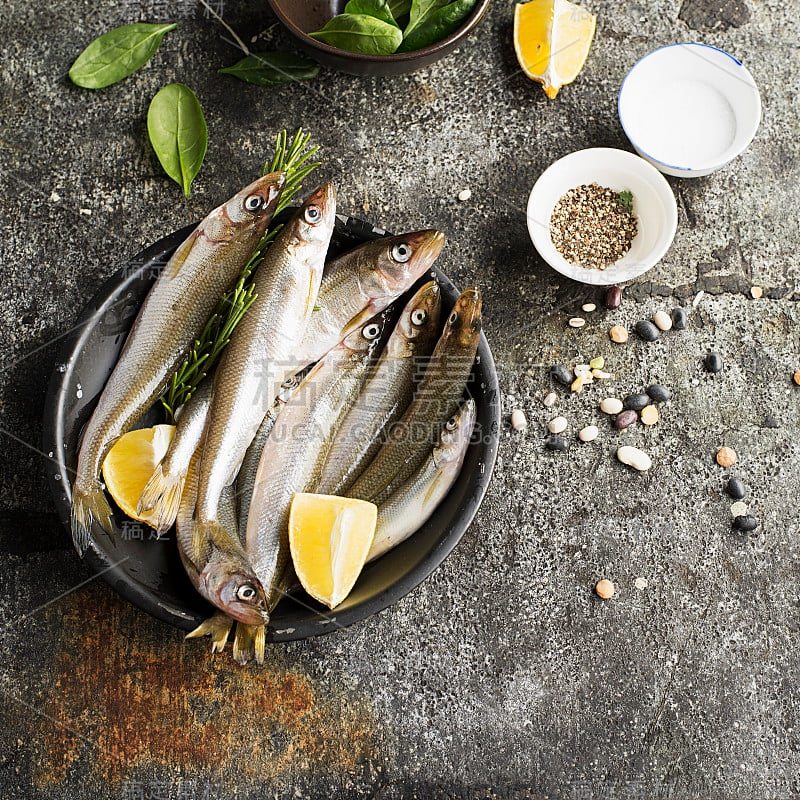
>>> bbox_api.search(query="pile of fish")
[70,174,482,663]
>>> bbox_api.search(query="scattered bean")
[640,405,659,425]
[551,364,572,386]
[574,364,593,377]
[750,286,763,299]
[726,477,746,500]
[615,409,638,429]
[646,384,671,402]
[582,303,597,312]
[571,376,585,393]
[543,391,558,408]
[635,320,660,342]
[578,425,599,442]
[653,310,673,331]
[733,515,758,532]
[793,370,800,386]
[548,416,568,434]
[595,579,615,599]
[609,325,629,343]
[623,393,650,411]
[671,307,687,330]
[457,188,472,201]
[704,352,723,373]
[600,397,624,415]
[593,369,612,380]
[546,435,569,451]
[511,409,527,431]
[716,447,737,467]
[617,445,652,471]
[605,286,622,309]
[589,357,605,370]
[569,317,587,328]
[730,501,749,518]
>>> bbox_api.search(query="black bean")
[545,435,569,451]
[614,409,638,430]
[646,384,672,402]
[733,515,758,532]
[726,478,746,500]
[623,392,650,411]
[704,352,723,373]
[550,363,573,386]
[605,286,622,309]
[671,307,687,330]
[635,320,660,342]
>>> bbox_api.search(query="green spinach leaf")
[344,0,399,26]
[400,0,475,52]
[69,22,177,89]
[219,52,319,86]
[388,0,413,19]
[309,13,403,55]
[147,83,207,198]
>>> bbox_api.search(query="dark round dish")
[266,0,491,77]
[42,214,500,641]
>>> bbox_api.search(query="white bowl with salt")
[618,42,761,178]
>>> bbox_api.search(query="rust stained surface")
[23,585,377,789]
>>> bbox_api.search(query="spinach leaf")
[219,52,319,86]
[400,0,476,52]
[69,22,177,89]
[309,13,403,55]
[344,0,398,27]
[388,0,413,19]
[147,83,207,198]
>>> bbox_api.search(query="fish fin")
[70,483,113,555]
[160,229,199,281]
[340,305,375,341]
[137,464,185,534]
[253,624,266,665]
[185,612,233,653]
[191,519,234,563]
[232,623,257,665]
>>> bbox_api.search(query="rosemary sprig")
[161,128,321,421]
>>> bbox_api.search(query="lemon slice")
[514,0,596,99]
[101,424,176,527]
[289,493,377,609]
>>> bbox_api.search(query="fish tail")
[185,612,233,654]
[137,464,185,534]
[70,482,113,555]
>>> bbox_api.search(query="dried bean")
[551,364,573,386]
[733,515,758,532]
[605,286,622,309]
[635,320,660,342]
[726,477,746,500]
[704,352,723,373]
[623,393,650,411]
[671,307,687,330]
[646,384,671,402]
[615,409,638,429]
[546,435,569,451]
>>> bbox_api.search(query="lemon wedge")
[514,0,596,99]
[101,424,175,527]
[289,493,377,609]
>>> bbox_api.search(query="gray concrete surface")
[1,0,799,797]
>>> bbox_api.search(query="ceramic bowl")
[618,42,761,178]
[42,214,500,641]
[526,147,678,286]
[266,0,491,76]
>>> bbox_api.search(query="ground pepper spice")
[550,183,638,270]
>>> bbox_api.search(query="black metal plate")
[42,214,500,641]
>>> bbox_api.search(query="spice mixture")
[550,183,638,269]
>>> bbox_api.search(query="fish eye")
[244,195,264,212]
[446,417,458,431]
[411,309,428,326]
[237,584,258,602]
[304,204,321,224]
[448,310,459,325]
[391,242,412,263]
[363,323,381,340]
[281,375,298,388]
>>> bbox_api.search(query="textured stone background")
[1,0,799,797]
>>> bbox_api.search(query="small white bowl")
[527,147,678,286]
[618,43,761,178]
